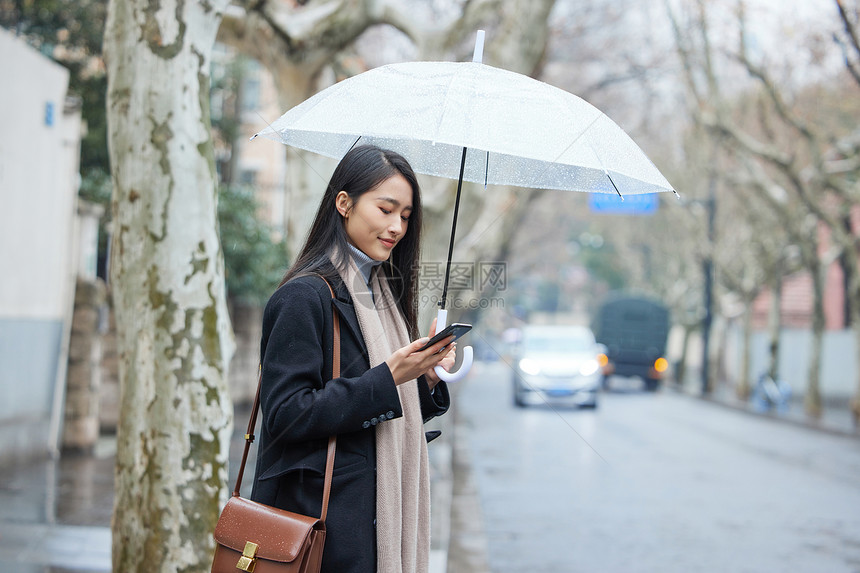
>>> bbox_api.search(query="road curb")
[429,434,452,573]
[444,380,491,573]
[670,386,860,439]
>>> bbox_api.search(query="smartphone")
[417,323,472,352]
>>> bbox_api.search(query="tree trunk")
[852,299,860,427]
[104,0,235,571]
[828,227,860,426]
[806,260,825,418]
[767,271,782,383]
[847,254,860,427]
[282,150,338,262]
[737,299,753,400]
[675,323,694,388]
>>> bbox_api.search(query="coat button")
[362,421,371,429]
[370,418,378,426]
[386,411,395,419]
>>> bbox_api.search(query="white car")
[511,325,604,408]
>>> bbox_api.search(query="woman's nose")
[388,219,403,236]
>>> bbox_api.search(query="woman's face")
[337,174,413,261]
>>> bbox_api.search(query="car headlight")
[518,358,541,376]
[579,359,600,376]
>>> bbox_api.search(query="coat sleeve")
[417,376,450,423]
[260,280,403,444]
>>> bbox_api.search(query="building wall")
[750,214,859,332]
[238,59,288,236]
[723,325,857,401]
[0,29,81,461]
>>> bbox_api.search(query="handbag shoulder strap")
[319,277,338,523]
[233,275,340,525]
[232,368,261,498]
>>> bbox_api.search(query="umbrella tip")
[472,30,485,64]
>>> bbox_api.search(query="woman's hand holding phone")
[385,319,455,385]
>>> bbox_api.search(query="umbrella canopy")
[253,61,674,197]
[252,33,675,383]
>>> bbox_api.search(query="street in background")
[455,361,860,573]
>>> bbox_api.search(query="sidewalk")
[0,403,257,572]
[0,437,115,572]
[675,381,859,438]
[0,402,462,573]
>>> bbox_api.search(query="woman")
[250,144,455,573]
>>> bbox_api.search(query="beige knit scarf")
[333,255,430,573]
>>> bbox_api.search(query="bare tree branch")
[697,0,720,102]
[664,0,706,109]
[835,0,860,86]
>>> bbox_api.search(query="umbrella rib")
[526,112,604,189]
[588,142,624,198]
[556,112,603,164]
[250,110,281,142]
[347,135,362,153]
[606,171,624,200]
[432,65,468,144]
[251,110,335,190]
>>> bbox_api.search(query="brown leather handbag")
[211,280,340,573]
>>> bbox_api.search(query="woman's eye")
[380,208,391,215]
[401,216,410,222]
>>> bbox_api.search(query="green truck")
[592,294,670,392]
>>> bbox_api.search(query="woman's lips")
[379,238,396,248]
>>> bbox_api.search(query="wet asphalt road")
[455,361,860,573]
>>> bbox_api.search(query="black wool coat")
[250,271,451,573]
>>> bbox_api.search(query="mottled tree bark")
[104,0,235,570]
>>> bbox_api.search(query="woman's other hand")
[424,318,457,390]
[423,318,456,389]
[424,343,456,389]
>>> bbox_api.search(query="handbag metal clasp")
[236,541,258,572]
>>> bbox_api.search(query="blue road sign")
[589,192,659,215]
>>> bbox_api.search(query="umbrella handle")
[432,309,474,383]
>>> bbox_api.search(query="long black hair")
[281,144,423,338]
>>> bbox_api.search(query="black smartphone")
[417,323,472,352]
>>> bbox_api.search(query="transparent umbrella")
[252,31,675,381]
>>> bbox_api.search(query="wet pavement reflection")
[6,449,114,525]
[0,404,253,572]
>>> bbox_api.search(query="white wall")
[726,327,857,400]
[723,325,857,400]
[0,29,78,320]
[0,29,81,461]
[669,321,856,401]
